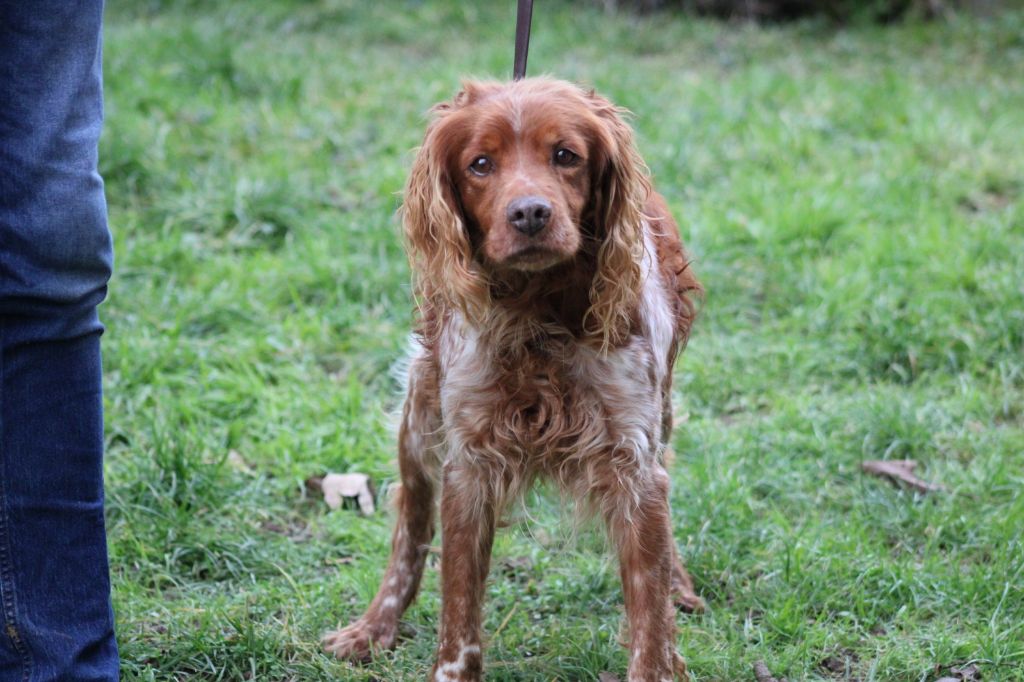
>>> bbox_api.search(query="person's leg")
[0,332,117,682]
[0,1,118,680]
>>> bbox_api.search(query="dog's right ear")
[401,100,488,322]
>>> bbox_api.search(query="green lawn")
[100,2,1024,680]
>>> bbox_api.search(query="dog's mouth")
[501,245,569,273]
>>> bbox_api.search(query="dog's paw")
[322,618,396,662]
[673,650,691,681]
[669,568,706,614]
[671,589,706,614]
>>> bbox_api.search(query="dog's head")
[403,77,649,347]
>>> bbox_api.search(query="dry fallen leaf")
[598,673,621,682]
[935,662,982,681]
[320,473,375,514]
[862,459,945,494]
[820,655,845,674]
[753,660,781,682]
[954,663,981,679]
[820,648,857,676]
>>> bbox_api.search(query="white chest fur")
[433,226,676,470]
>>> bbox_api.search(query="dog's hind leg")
[659,450,705,614]
[323,360,441,662]
[670,546,705,614]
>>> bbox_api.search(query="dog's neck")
[486,253,597,341]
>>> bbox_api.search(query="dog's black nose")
[507,196,552,237]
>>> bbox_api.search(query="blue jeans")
[0,1,118,680]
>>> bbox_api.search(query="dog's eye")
[469,156,494,176]
[553,148,579,167]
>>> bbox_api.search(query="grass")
[100,1,1024,679]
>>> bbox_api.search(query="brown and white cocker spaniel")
[324,77,704,682]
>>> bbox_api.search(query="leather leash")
[513,0,534,81]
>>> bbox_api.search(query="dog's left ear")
[584,91,650,351]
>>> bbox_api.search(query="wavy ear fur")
[585,92,650,351]
[401,98,488,329]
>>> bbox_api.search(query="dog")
[324,77,703,681]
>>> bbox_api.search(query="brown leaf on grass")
[820,648,858,678]
[312,473,376,514]
[935,662,982,681]
[820,654,845,675]
[952,663,981,680]
[753,660,781,682]
[862,459,946,494]
[598,673,621,682]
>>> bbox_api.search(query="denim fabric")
[0,333,117,682]
[0,1,119,680]
[0,0,113,344]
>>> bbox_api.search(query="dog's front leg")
[430,462,496,682]
[605,465,687,682]
[324,364,440,662]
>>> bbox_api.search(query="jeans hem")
[0,322,33,682]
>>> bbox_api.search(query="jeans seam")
[0,320,33,682]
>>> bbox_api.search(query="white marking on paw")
[434,643,481,681]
